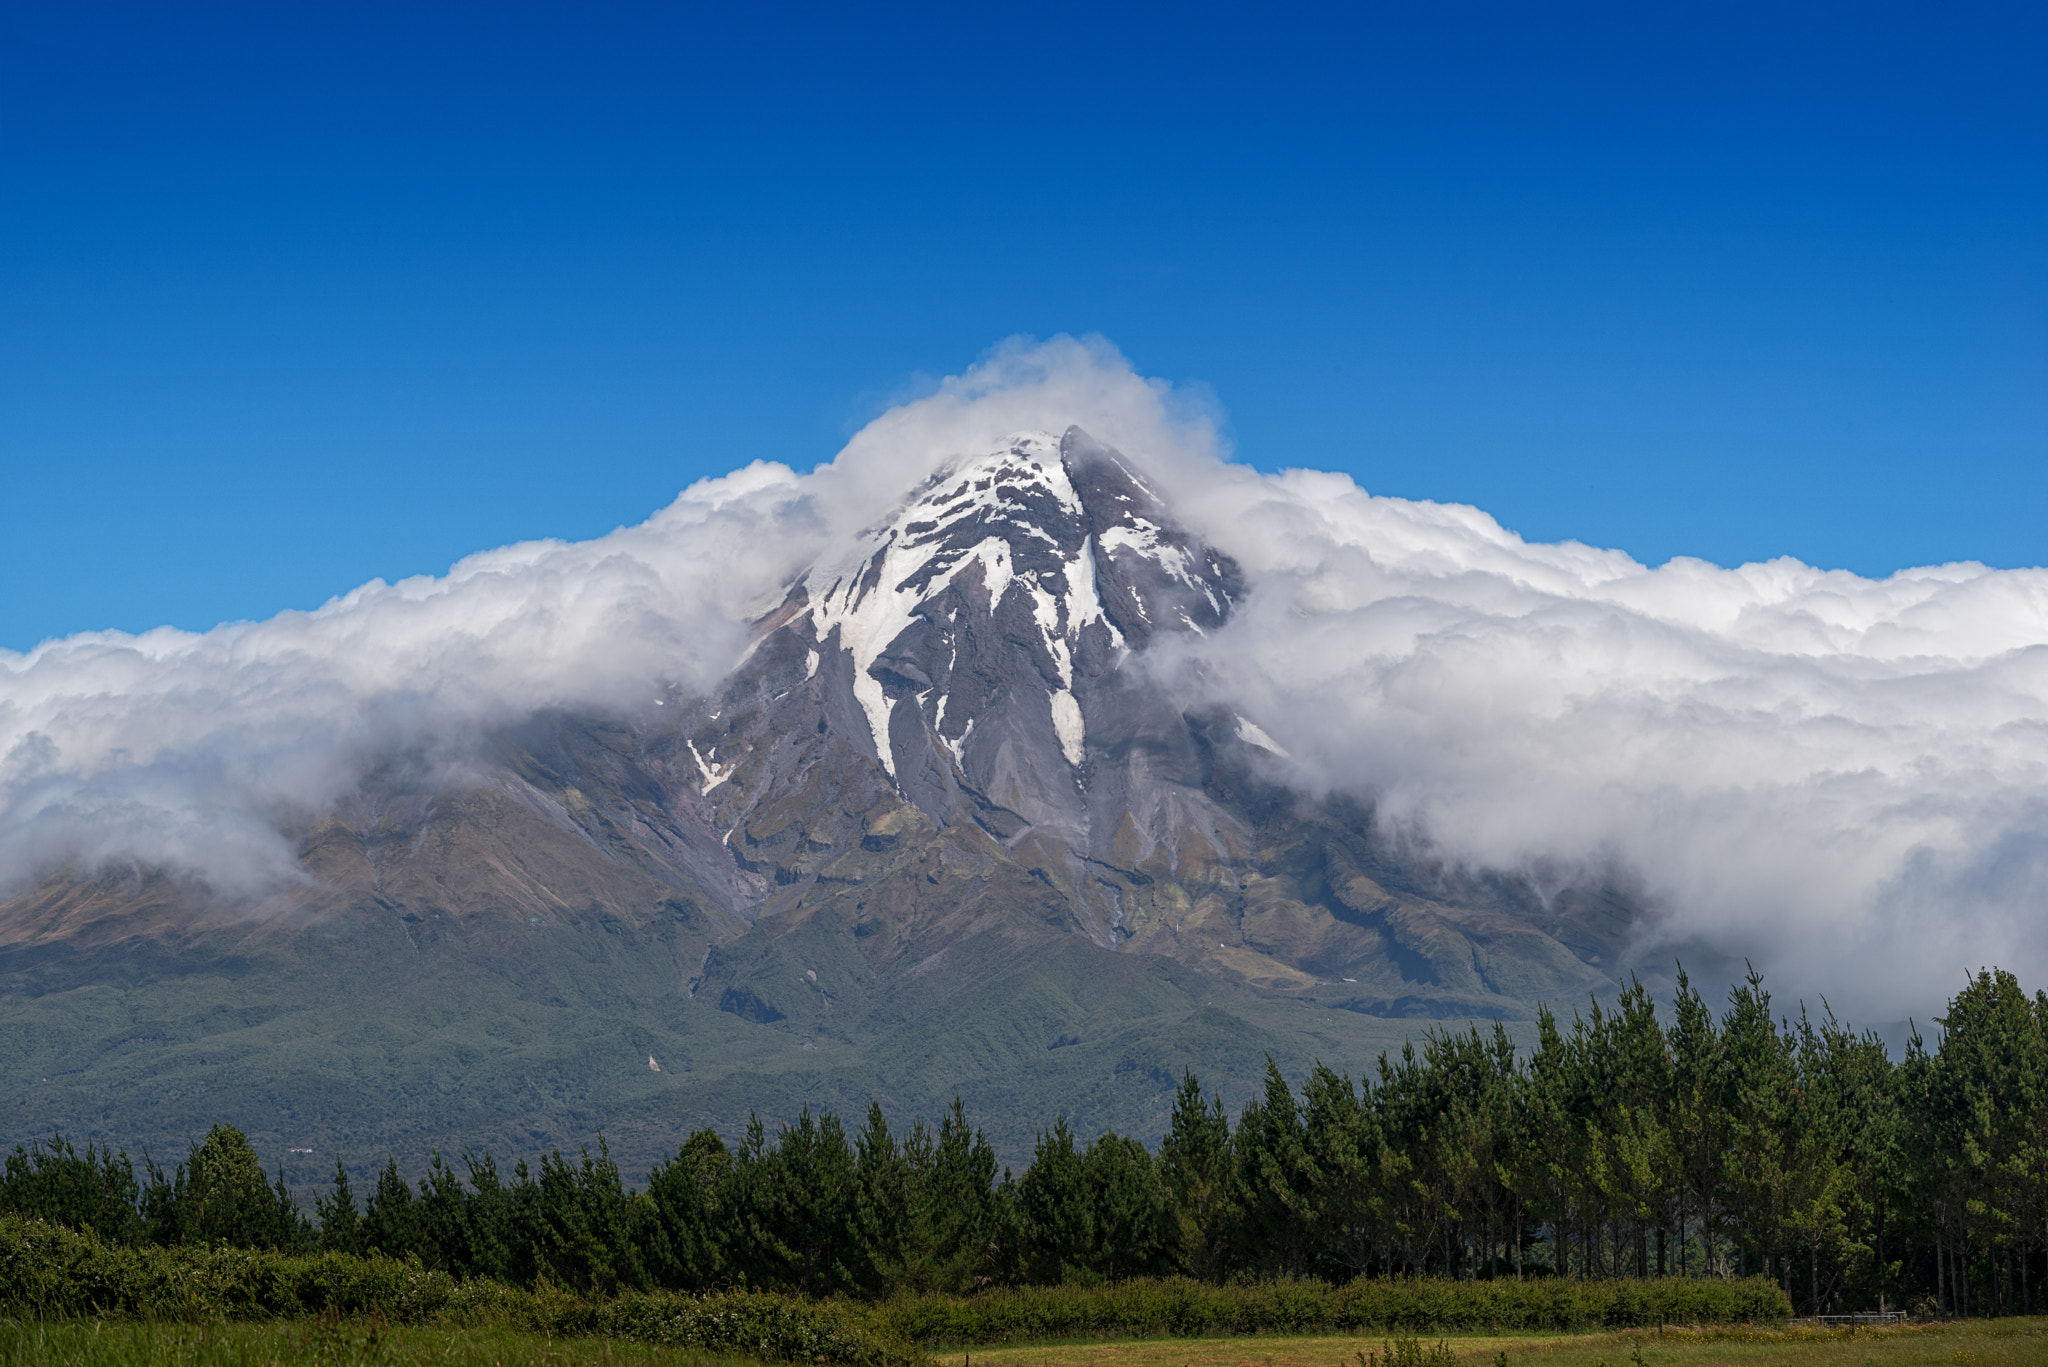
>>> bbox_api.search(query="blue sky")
[3,1,2043,651]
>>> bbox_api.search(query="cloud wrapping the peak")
[0,337,1207,900]
[1153,466,2048,1013]
[3,335,2045,1014]
[0,458,813,895]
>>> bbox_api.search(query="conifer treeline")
[6,967,2047,1317]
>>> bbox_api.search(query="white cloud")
[1149,466,2048,1017]
[0,458,813,896]
[4,335,2044,1015]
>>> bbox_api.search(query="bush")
[600,1293,921,1367]
[0,1214,1788,1361]
[872,1274,1791,1344]
[0,1215,455,1321]
[0,1216,923,1367]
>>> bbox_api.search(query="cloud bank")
[4,336,2044,1014]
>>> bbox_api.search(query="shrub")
[0,1216,923,1367]
[600,1293,921,1367]
[0,1215,454,1321]
[872,1275,1790,1344]
[0,1213,1787,1361]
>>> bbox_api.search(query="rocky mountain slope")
[0,429,1637,1178]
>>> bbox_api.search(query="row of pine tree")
[6,967,2047,1317]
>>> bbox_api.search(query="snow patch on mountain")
[1050,689,1085,767]
[1235,716,1289,757]
[688,739,737,793]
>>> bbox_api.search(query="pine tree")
[851,1102,909,1295]
[1510,1006,1581,1276]
[918,1097,1002,1292]
[1784,1001,1888,1309]
[1159,1071,1237,1280]
[1588,978,1676,1278]
[737,1107,857,1295]
[1299,1061,1391,1279]
[315,1158,363,1254]
[1236,1057,1316,1277]
[159,1124,304,1250]
[461,1150,521,1284]
[1083,1132,1168,1280]
[1925,968,2046,1316]
[362,1155,421,1259]
[1719,967,1843,1306]
[1668,965,1728,1276]
[1018,1114,1092,1283]
[415,1151,472,1274]
[528,1138,644,1295]
[641,1128,731,1290]
[0,1137,143,1244]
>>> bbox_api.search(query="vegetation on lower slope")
[0,884,1436,1178]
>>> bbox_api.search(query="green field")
[6,1319,2048,1367]
[0,1319,760,1365]
[964,1319,2048,1367]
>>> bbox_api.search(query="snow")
[939,715,974,767]
[1050,688,1085,766]
[806,432,1105,778]
[1234,716,1290,757]
[1100,520,1192,584]
[1099,519,1218,611]
[687,739,737,792]
[1066,536,1123,650]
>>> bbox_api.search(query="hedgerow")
[0,1216,923,1367]
[2,1211,1789,1362]
[871,1274,1790,1344]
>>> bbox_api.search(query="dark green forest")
[8,967,2046,1321]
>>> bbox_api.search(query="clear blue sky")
[3,1,2043,650]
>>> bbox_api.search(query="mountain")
[0,428,1635,1179]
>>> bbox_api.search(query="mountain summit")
[690,427,1253,953]
[0,429,1631,1173]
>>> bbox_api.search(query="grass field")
[957,1318,2048,1367]
[0,1319,768,1366]
[5,1318,2047,1367]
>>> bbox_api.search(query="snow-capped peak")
[801,427,1240,785]
[806,433,1093,776]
